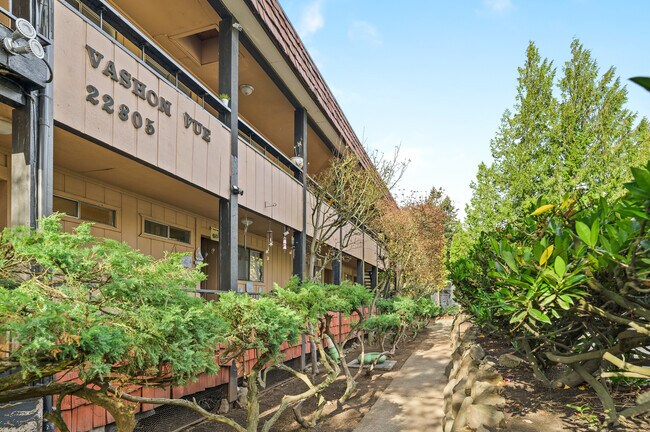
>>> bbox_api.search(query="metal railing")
[62,0,301,178]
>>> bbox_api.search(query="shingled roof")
[243,0,378,175]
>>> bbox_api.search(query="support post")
[293,107,307,281]
[11,98,38,229]
[217,15,240,294]
[333,227,342,284]
[218,15,240,403]
[218,199,232,291]
[370,265,378,289]
[333,258,341,285]
[356,259,364,285]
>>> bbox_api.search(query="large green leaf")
[631,166,650,192]
[631,76,650,93]
[509,310,527,324]
[576,221,594,246]
[528,308,551,324]
[501,251,519,273]
[556,297,570,310]
[554,256,566,278]
[590,219,600,247]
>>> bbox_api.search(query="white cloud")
[483,0,512,13]
[297,0,324,39]
[348,21,382,46]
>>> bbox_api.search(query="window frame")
[53,194,119,230]
[237,245,264,282]
[141,217,193,245]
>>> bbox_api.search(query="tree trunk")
[246,368,261,432]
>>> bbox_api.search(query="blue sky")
[278,0,650,218]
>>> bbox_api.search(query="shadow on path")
[353,319,452,432]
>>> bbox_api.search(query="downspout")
[37,1,54,430]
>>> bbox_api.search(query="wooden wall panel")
[238,142,249,208]
[83,28,114,145]
[364,236,378,267]
[214,122,231,198]
[245,147,256,210]
[111,46,138,156]
[347,228,363,259]
[54,169,210,265]
[135,64,160,166]
[53,5,228,198]
[156,81,179,174]
[53,4,86,131]
[175,95,196,180]
[191,107,210,189]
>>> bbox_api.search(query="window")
[80,202,116,227]
[54,195,116,227]
[53,196,79,217]
[143,219,192,244]
[238,246,263,282]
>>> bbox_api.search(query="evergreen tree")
[454,39,650,255]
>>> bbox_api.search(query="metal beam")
[356,259,364,285]
[332,258,341,285]
[218,14,241,404]
[370,265,378,289]
[293,107,307,281]
[0,77,26,107]
[218,15,240,294]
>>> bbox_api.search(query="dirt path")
[352,319,452,432]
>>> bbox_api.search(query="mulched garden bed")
[135,327,433,432]
[476,331,650,431]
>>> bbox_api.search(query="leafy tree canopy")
[453,39,650,259]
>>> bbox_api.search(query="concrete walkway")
[353,319,452,432]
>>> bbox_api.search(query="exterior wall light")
[2,18,44,59]
[292,139,304,169]
[239,84,254,96]
[291,156,304,169]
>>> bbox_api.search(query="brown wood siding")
[53,3,230,200]
[237,229,293,293]
[54,169,205,258]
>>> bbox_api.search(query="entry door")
[200,237,219,300]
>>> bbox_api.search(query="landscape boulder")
[466,403,506,430]
[498,353,525,368]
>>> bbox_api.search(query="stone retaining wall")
[443,315,506,432]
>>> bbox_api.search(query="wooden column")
[11,99,38,229]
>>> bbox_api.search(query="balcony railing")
[62,0,301,178]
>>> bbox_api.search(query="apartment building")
[0,0,385,429]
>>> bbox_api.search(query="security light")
[2,18,45,59]
[13,18,37,40]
